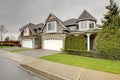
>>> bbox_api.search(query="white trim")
[79,21,88,31]
[86,33,91,51]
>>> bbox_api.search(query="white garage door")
[44,39,63,51]
[22,39,33,48]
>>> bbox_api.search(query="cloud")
[0,0,119,33]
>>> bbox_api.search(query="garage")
[43,39,63,51]
[22,39,33,48]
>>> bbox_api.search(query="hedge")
[64,35,86,50]
[66,49,93,57]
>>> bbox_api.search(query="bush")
[66,49,93,57]
[64,35,86,50]
[95,28,120,60]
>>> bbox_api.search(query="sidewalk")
[0,50,120,80]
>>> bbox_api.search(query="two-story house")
[41,10,101,51]
[19,23,44,48]
[19,10,101,51]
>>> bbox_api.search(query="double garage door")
[44,39,63,51]
[22,39,33,48]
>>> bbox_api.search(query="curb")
[21,64,72,80]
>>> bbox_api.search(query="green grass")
[10,49,31,52]
[41,54,120,74]
[0,46,12,48]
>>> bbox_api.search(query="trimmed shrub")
[66,49,93,57]
[64,35,86,50]
[95,28,120,60]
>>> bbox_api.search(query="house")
[41,10,101,51]
[19,10,101,51]
[19,23,44,48]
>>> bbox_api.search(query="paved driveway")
[0,47,26,51]
[0,47,60,58]
[16,49,60,58]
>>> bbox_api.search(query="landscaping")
[41,54,120,74]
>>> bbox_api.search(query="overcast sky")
[0,0,120,34]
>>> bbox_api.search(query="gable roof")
[41,13,70,31]
[63,19,78,26]
[20,23,44,35]
[78,10,97,21]
[34,23,44,29]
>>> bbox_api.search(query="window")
[89,23,94,29]
[47,21,57,33]
[80,22,87,29]
[24,29,26,33]
[48,23,54,30]
[24,28,29,36]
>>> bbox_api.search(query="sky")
[0,0,120,34]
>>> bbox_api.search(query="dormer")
[42,13,69,34]
[78,10,97,31]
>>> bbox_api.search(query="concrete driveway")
[16,49,60,58]
[0,47,26,51]
[0,47,60,58]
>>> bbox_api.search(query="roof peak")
[78,10,97,21]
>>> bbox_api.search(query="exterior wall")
[29,29,33,36]
[57,21,64,33]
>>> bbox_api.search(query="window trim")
[79,21,88,31]
[47,21,57,33]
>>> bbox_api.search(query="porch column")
[86,33,91,51]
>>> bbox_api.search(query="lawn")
[10,49,30,52]
[41,54,120,74]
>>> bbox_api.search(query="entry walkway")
[0,50,120,80]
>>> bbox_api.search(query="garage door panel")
[22,39,33,48]
[44,39,63,51]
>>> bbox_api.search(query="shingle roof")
[34,23,44,29]
[78,10,97,21]
[63,19,78,26]
[20,23,44,35]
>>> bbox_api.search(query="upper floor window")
[81,22,87,29]
[89,22,94,29]
[79,21,87,30]
[48,22,55,30]
[47,21,57,33]
[24,28,29,36]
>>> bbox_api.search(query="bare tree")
[0,25,7,46]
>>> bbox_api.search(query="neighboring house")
[19,23,44,48]
[19,10,101,51]
[41,10,101,51]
